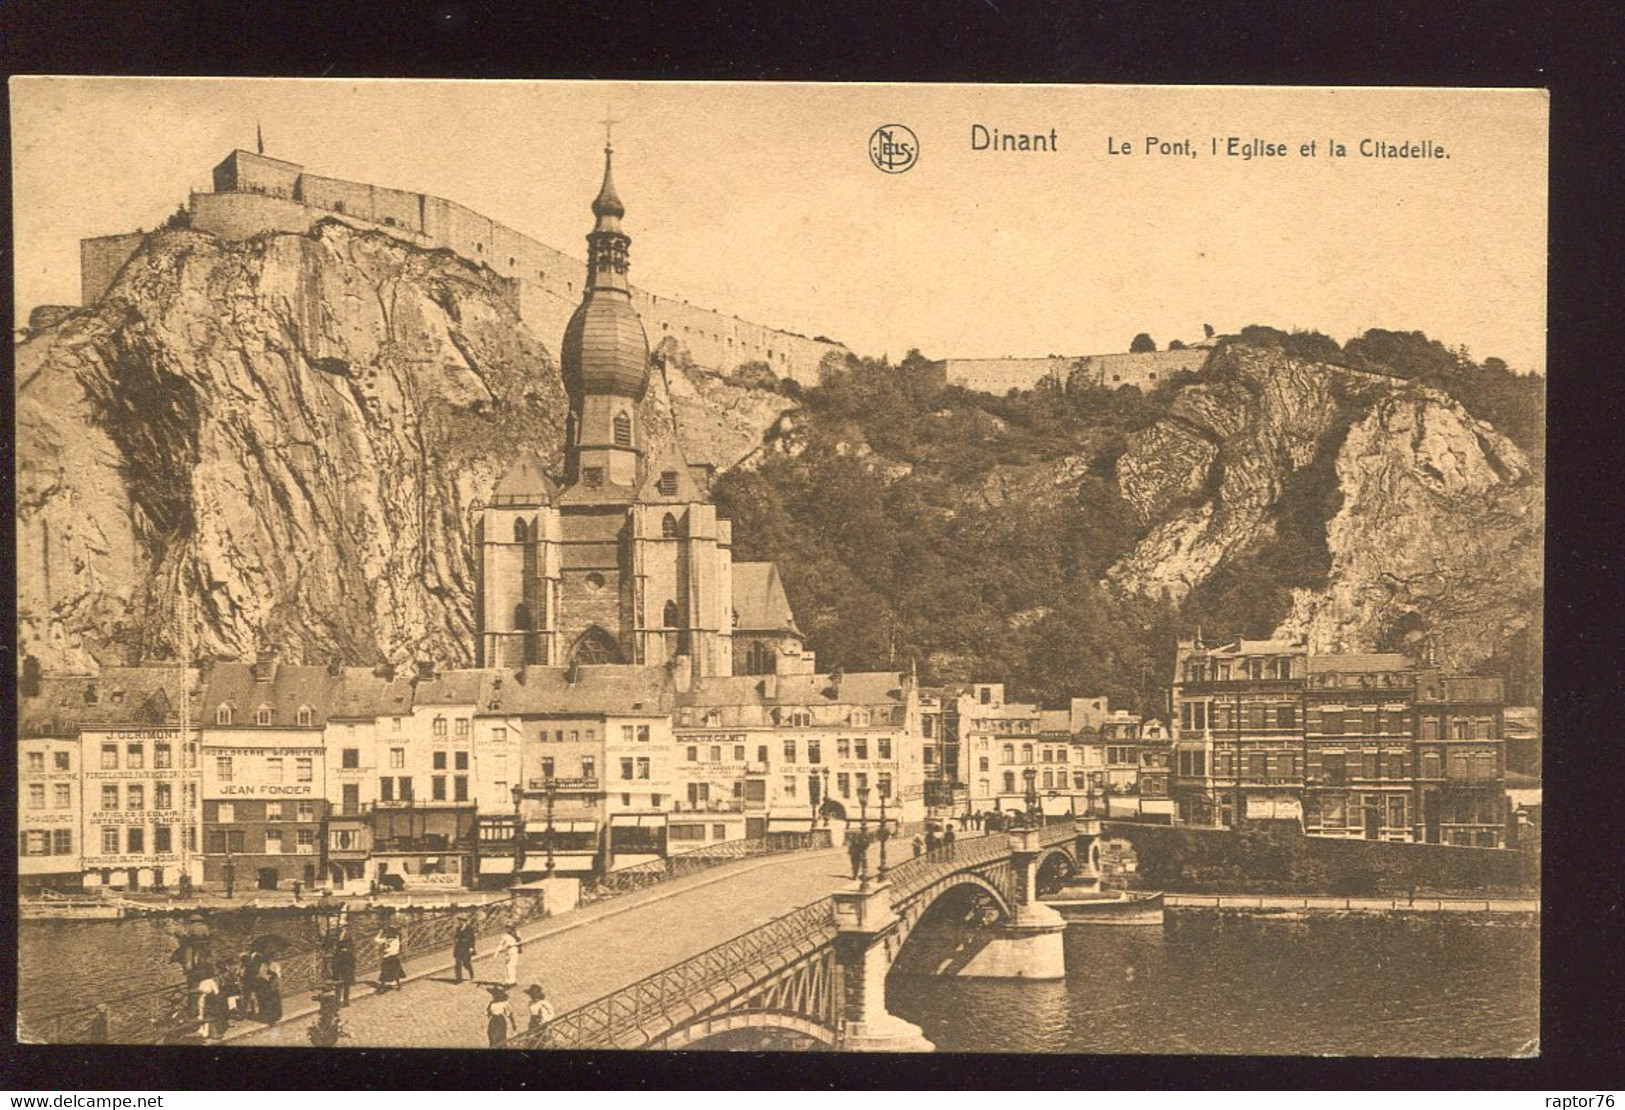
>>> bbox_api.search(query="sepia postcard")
[12,78,1544,1056]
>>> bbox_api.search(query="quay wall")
[82,175,846,385]
[1102,820,1540,895]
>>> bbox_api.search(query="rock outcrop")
[16,223,786,670]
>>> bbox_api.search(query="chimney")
[327,654,343,678]
[20,655,42,699]
[415,660,437,682]
[251,646,280,683]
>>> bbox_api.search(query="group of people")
[453,913,555,1047]
[182,948,284,1041]
[910,821,958,858]
[483,982,554,1047]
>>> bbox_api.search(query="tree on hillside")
[1130,333,1157,353]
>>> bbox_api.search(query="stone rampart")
[942,347,1212,395]
[81,159,847,385]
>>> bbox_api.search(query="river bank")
[1163,892,1538,918]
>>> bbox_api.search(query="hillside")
[15,221,1542,715]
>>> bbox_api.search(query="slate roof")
[414,668,493,707]
[20,667,201,736]
[202,662,408,728]
[481,665,675,717]
[1306,653,1414,673]
[731,562,800,635]
[490,450,558,506]
[680,671,906,709]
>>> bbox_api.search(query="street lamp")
[856,785,871,890]
[876,789,890,879]
[510,784,527,880]
[313,891,346,986]
[1023,767,1039,827]
[820,768,831,826]
[543,778,558,877]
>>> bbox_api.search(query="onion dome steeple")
[561,136,650,404]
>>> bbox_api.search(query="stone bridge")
[511,819,1102,1052]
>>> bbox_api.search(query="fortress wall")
[85,159,850,382]
[1080,348,1208,390]
[80,232,150,305]
[942,357,1071,394]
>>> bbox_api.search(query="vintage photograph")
[13,79,1544,1054]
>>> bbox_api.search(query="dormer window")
[255,705,273,726]
[661,513,679,539]
[216,705,234,726]
[657,471,678,497]
[613,411,632,447]
[296,705,314,727]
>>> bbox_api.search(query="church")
[477,139,812,680]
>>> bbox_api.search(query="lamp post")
[820,768,831,826]
[856,785,871,890]
[876,789,890,879]
[510,784,526,881]
[1023,767,1040,827]
[313,891,345,986]
[543,778,558,877]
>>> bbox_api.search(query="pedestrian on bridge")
[485,987,516,1047]
[453,914,478,983]
[847,831,867,879]
[494,925,522,987]
[944,823,956,855]
[524,983,554,1034]
[912,834,924,857]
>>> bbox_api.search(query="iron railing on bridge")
[583,831,831,903]
[509,897,839,1050]
[881,833,1012,904]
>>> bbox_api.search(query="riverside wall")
[1102,820,1540,895]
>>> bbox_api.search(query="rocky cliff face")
[16,223,786,671]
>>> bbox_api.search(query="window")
[1276,705,1296,729]
[127,827,145,853]
[638,725,650,744]
[267,801,284,821]
[710,746,722,762]
[155,783,172,810]
[837,738,851,759]
[1002,744,1014,764]
[216,705,233,725]
[392,717,402,732]
[454,751,469,771]
[264,829,284,854]
[22,831,49,856]
[783,775,797,797]
[398,777,413,801]
[433,776,447,800]
[686,746,698,762]
[103,827,121,854]
[978,756,989,772]
[492,726,507,745]
[637,758,651,780]
[583,467,605,489]
[297,829,315,854]
[28,783,45,809]
[661,513,678,538]
[55,751,71,771]
[266,757,284,783]
[296,705,314,727]
[433,716,448,737]
[1322,711,1344,735]
[380,777,395,802]
[1421,752,1441,778]
[808,740,821,764]
[1003,771,1016,793]
[54,782,72,809]
[54,829,73,854]
[455,775,468,801]
[1247,752,1267,780]
[297,757,313,782]
[513,517,529,544]
[854,738,869,760]
[216,802,235,823]
[342,747,360,769]
[878,738,892,759]
[621,758,635,780]
[102,785,119,810]
[433,751,448,770]
[658,470,679,496]
[686,783,710,806]
[837,773,851,798]
[733,744,746,761]
[1022,744,1034,764]
[216,755,233,782]
[783,738,797,762]
[153,742,172,769]
[664,601,680,628]
[255,706,272,726]
[390,748,405,769]
[102,744,119,770]
[614,411,633,447]
[455,718,470,739]
[26,751,46,773]
[622,725,635,744]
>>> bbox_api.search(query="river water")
[889,912,1539,1056]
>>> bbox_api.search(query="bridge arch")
[1033,844,1081,895]
[658,1011,838,1051]
[889,872,1018,977]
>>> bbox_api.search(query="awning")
[526,820,597,833]
[479,857,516,874]
[609,813,666,827]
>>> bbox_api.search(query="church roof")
[592,146,625,221]
[732,562,801,635]
[560,294,650,401]
[635,439,703,503]
[491,450,558,506]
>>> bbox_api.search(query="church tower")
[559,139,649,491]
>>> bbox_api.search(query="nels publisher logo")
[869,124,918,173]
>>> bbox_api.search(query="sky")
[11,79,1548,372]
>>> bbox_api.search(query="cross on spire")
[601,109,619,151]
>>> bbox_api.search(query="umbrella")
[249,933,291,956]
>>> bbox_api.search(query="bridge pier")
[948,828,1067,980]
[832,882,934,1052]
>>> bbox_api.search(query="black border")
[4,0,1622,1093]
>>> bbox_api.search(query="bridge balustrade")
[882,833,1012,904]
[513,897,838,1050]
